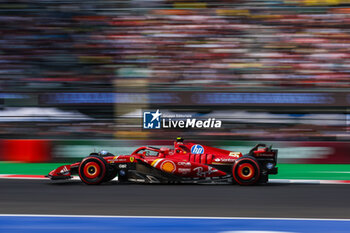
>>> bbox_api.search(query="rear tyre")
[79,156,107,185]
[232,157,261,186]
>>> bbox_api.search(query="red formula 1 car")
[47,138,278,185]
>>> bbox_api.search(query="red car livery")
[47,138,278,186]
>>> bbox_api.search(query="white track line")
[269,179,350,184]
[0,214,349,221]
[0,175,48,180]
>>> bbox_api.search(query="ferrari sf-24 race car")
[47,138,278,185]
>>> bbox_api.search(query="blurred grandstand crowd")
[0,0,350,140]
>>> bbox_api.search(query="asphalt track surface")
[0,179,349,219]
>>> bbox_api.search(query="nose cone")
[47,165,71,179]
[48,168,56,176]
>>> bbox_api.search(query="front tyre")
[79,156,107,185]
[232,157,261,186]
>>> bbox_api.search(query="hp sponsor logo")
[191,144,204,154]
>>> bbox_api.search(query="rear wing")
[248,144,278,161]
[248,144,278,174]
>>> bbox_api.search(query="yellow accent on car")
[151,159,161,166]
[229,152,241,157]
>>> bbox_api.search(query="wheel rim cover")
[84,161,100,179]
[237,163,255,180]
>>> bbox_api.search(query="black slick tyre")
[232,157,261,186]
[79,156,107,185]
